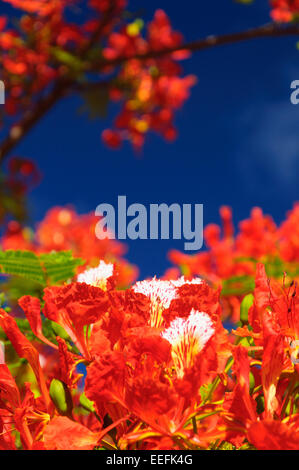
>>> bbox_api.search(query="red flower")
[43,416,100,450]
[248,419,299,450]
[43,282,109,359]
[270,0,299,22]
[18,295,57,349]
[0,310,50,409]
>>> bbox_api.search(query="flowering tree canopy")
[0,0,299,158]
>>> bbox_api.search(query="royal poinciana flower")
[161,309,214,378]
[101,9,196,151]
[167,204,299,322]
[132,277,203,327]
[77,260,114,290]
[132,278,178,327]
[270,0,299,22]
[0,203,299,450]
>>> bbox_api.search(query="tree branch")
[1,22,299,162]
[90,22,299,70]
[0,79,72,162]
[0,5,117,163]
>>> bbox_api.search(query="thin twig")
[89,22,299,70]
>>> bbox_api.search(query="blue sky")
[1,0,299,278]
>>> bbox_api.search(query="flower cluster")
[0,0,296,153]
[1,0,83,115]
[167,204,299,322]
[0,1,195,151]
[0,205,299,450]
[270,0,299,22]
[101,9,196,151]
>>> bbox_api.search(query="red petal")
[43,417,99,450]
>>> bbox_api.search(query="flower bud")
[51,322,69,340]
[240,293,254,325]
[79,392,95,413]
[49,378,73,417]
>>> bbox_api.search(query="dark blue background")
[1,0,299,278]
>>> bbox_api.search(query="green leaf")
[39,251,83,284]
[238,442,257,450]
[51,47,86,71]
[217,441,236,450]
[240,293,254,325]
[0,250,45,283]
[221,275,255,296]
[1,276,43,305]
[14,318,37,342]
[0,250,83,286]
